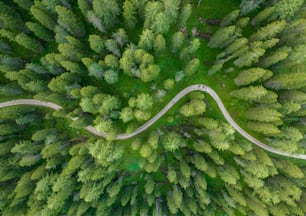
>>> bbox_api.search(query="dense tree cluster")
[0,0,306,216]
[208,0,306,154]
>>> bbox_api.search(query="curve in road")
[1,84,306,160]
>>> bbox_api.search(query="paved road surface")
[1,84,306,160]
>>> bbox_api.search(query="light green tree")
[246,107,282,123]
[151,12,171,34]
[234,68,273,86]
[249,20,287,42]
[15,33,43,53]
[30,5,56,30]
[92,0,120,29]
[171,31,185,53]
[180,99,206,117]
[220,10,240,27]
[89,35,105,54]
[56,6,86,37]
[123,0,137,28]
[136,93,153,110]
[179,3,192,28]
[138,29,154,50]
[162,132,186,152]
[154,34,166,54]
[231,85,268,102]
[265,72,306,90]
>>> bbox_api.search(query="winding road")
[1,84,306,160]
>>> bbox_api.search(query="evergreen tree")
[179,3,192,28]
[138,29,154,51]
[136,93,153,110]
[234,68,273,86]
[77,0,91,17]
[208,26,239,48]
[249,20,287,42]
[234,47,266,67]
[251,6,275,26]
[15,33,44,53]
[104,69,119,84]
[184,58,200,76]
[56,6,86,37]
[271,0,304,20]
[246,107,282,122]
[92,0,120,29]
[171,31,185,53]
[87,10,106,33]
[231,85,268,102]
[26,22,53,41]
[162,132,186,152]
[220,10,240,27]
[265,72,306,90]
[13,0,33,10]
[154,34,166,54]
[151,12,171,34]
[240,0,265,15]
[163,0,180,24]
[140,64,160,82]
[180,99,206,117]
[259,51,288,68]
[123,0,137,28]
[89,34,105,54]
[30,5,56,30]
[247,121,280,135]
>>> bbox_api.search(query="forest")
[0,0,305,215]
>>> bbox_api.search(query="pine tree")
[179,3,192,28]
[120,107,134,123]
[151,12,171,34]
[77,0,91,17]
[138,29,154,51]
[246,107,282,122]
[144,1,163,29]
[30,5,56,30]
[249,20,287,42]
[104,54,119,69]
[56,6,86,37]
[184,58,200,76]
[13,0,33,10]
[163,0,180,24]
[89,34,105,54]
[220,10,240,27]
[162,132,186,152]
[15,33,44,53]
[105,39,121,57]
[240,0,265,15]
[123,0,137,28]
[251,6,275,26]
[234,67,273,86]
[140,64,160,82]
[113,29,128,48]
[247,121,280,135]
[154,34,166,54]
[104,69,119,84]
[231,85,268,102]
[265,72,306,90]
[92,0,120,29]
[136,93,153,110]
[26,22,53,41]
[259,51,288,68]
[234,47,266,67]
[87,10,106,33]
[271,0,304,20]
[180,99,206,117]
[208,26,239,48]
